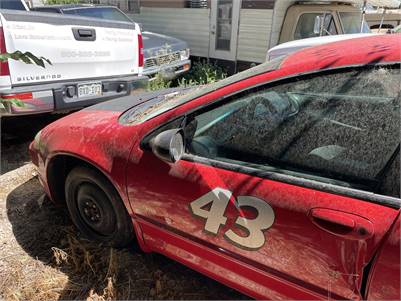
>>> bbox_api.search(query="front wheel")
[65,166,134,247]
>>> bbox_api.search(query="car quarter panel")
[367,214,401,300]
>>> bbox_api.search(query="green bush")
[178,61,227,87]
[147,61,227,91]
[147,73,172,91]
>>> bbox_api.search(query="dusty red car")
[30,35,400,300]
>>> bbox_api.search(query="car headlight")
[180,48,190,60]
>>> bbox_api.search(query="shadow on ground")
[1,114,67,174]
[5,178,248,300]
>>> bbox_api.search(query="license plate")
[78,83,102,98]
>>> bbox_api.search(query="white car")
[267,33,375,61]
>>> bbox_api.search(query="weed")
[147,61,227,91]
[147,73,172,91]
[178,61,227,87]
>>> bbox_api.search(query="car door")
[126,65,400,300]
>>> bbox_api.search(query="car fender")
[45,150,152,253]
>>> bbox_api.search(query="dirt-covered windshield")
[120,56,284,125]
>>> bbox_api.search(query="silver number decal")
[224,196,275,250]
[189,188,231,234]
[189,189,275,250]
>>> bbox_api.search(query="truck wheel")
[65,166,134,247]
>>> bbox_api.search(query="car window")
[0,0,26,10]
[294,13,337,40]
[31,7,60,13]
[185,67,400,193]
[340,12,370,34]
[63,7,132,23]
[393,25,401,33]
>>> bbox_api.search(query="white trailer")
[125,0,374,71]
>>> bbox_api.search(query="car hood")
[38,88,192,165]
[142,31,187,58]
[43,87,192,137]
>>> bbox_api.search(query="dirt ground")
[0,116,248,300]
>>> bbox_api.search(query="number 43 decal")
[189,188,275,250]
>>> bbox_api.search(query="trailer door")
[209,0,240,61]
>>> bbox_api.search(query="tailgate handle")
[78,29,93,37]
[72,28,96,41]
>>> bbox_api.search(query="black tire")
[65,166,134,247]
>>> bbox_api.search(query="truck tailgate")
[0,10,140,86]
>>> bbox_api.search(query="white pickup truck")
[0,0,146,116]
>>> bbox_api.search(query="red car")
[30,35,400,300]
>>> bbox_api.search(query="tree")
[0,51,51,112]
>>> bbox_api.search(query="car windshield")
[339,12,371,34]
[63,7,132,23]
[394,25,401,33]
[120,56,285,125]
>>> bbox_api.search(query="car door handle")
[309,208,374,240]
[310,208,355,230]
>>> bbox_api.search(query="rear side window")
[31,7,60,13]
[63,7,132,23]
[0,0,25,10]
[185,67,400,194]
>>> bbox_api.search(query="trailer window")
[294,13,337,40]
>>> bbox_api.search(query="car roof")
[280,34,401,74]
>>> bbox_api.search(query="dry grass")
[1,224,163,300]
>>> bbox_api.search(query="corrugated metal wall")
[237,9,273,62]
[130,6,278,63]
[129,8,210,57]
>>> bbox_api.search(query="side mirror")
[313,16,322,35]
[150,129,184,163]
